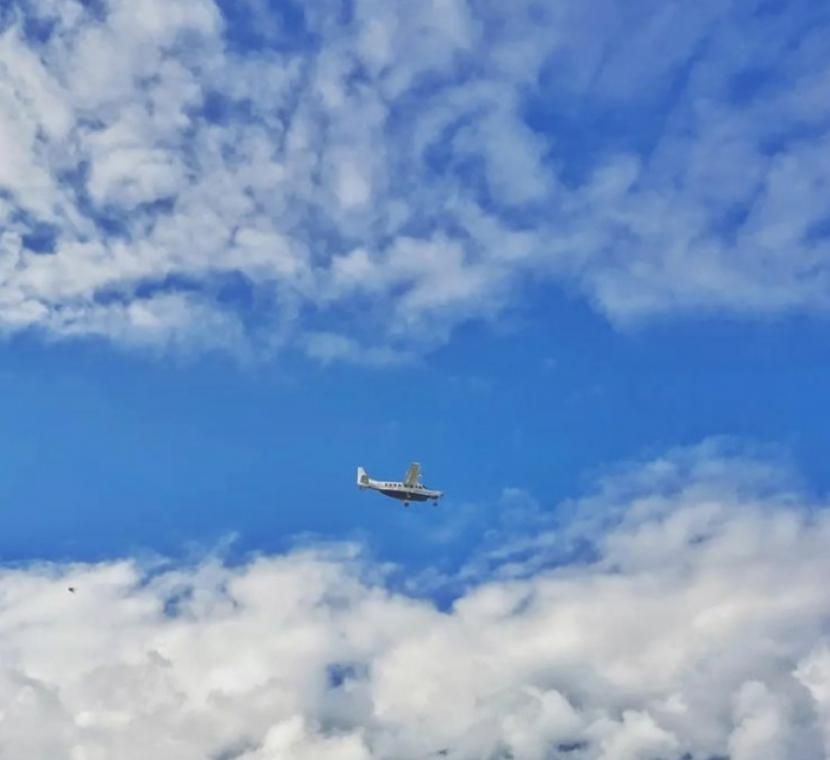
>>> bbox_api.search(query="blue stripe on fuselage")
[379,489,430,501]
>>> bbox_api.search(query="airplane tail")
[357,466,370,487]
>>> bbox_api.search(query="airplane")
[357,462,443,507]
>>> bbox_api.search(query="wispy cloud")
[1,442,829,758]
[1,0,829,359]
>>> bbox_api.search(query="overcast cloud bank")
[2,444,829,759]
[1,0,830,359]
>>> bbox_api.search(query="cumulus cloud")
[1,0,830,358]
[1,443,829,758]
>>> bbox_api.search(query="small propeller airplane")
[357,462,443,507]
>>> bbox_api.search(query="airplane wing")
[403,462,421,486]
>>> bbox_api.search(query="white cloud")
[0,0,829,358]
[303,331,413,367]
[1,444,830,758]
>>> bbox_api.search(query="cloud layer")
[2,443,829,758]
[0,0,829,358]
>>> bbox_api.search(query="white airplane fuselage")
[357,466,442,505]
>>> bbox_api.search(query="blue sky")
[2,0,830,757]
[0,0,829,568]
[2,292,829,571]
